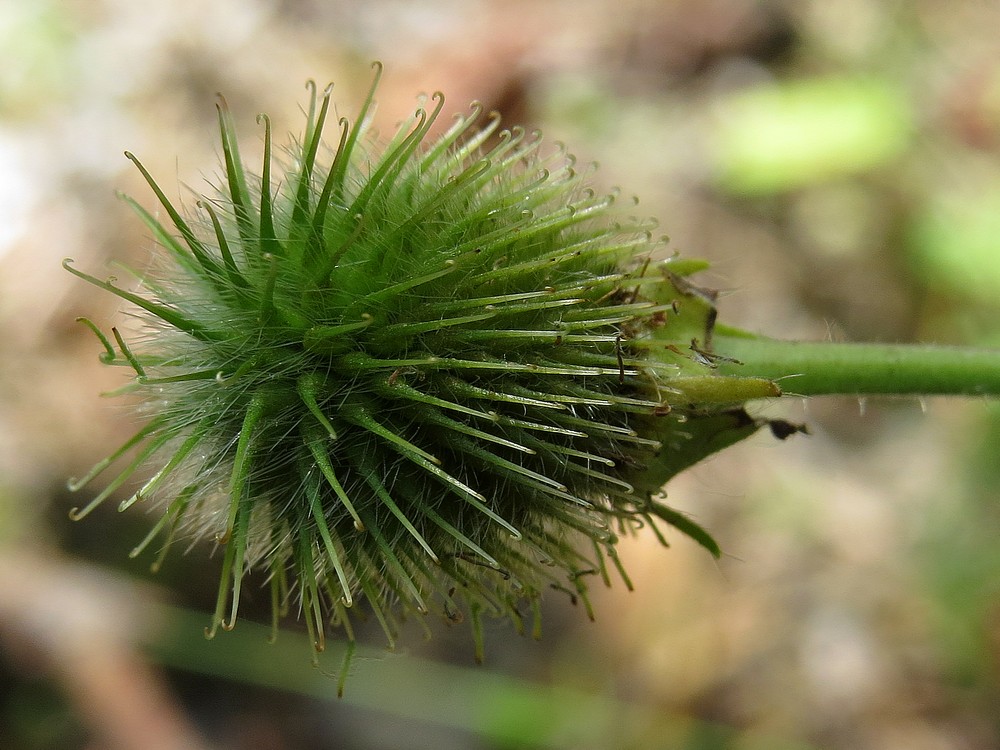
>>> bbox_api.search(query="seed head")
[67,65,778,661]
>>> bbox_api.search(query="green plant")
[66,65,1000,666]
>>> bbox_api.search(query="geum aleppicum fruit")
[67,65,1000,663]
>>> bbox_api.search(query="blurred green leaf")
[712,77,911,195]
[0,0,75,117]
[910,187,1000,304]
[148,603,821,749]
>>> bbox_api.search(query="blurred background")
[3,0,1000,748]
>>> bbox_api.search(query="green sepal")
[647,502,722,559]
[666,375,780,404]
[630,409,764,498]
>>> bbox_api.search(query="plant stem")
[712,333,1000,397]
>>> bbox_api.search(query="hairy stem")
[712,332,1000,397]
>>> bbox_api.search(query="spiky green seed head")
[67,65,779,661]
